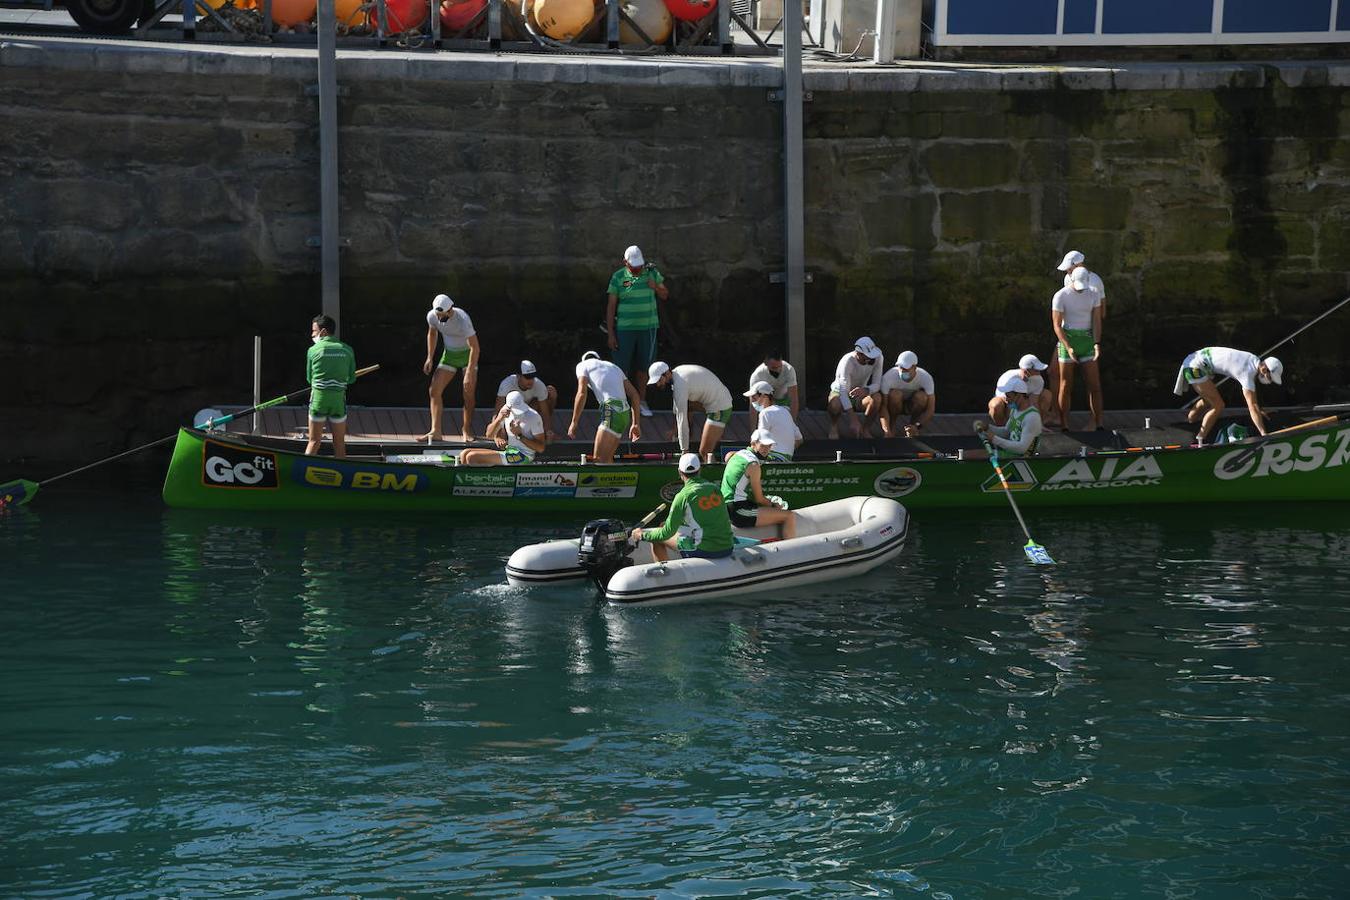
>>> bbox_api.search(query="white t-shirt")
[749,362,798,400]
[1051,285,1102,331]
[504,407,545,459]
[575,358,627,406]
[881,366,935,396]
[833,352,884,395]
[1063,268,1106,300]
[496,373,548,403]
[1199,347,1263,391]
[995,368,1045,398]
[757,404,802,457]
[670,365,735,453]
[426,309,476,349]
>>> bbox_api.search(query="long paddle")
[1219,412,1349,475]
[0,364,379,508]
[979,436,1055,566]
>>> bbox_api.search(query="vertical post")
[808,0,825,45]
[606,0,619,48]
[874,0,896,62]
[489,0,502,46]
[783,0,806,386]
[718,0,732,53]
[317,0,341,324]
[252,335,263,435]
[181,0,196,38]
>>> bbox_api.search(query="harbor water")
[3,484,1349,897]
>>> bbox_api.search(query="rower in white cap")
[1057,249,1107,318]
[496,360,557,443]
[646,361,735,458]
[421,292,480,443]
[459,390,545,467]
[975,376,1043,458]
[828,336,885,439]
[1174,347,1285,445]
[568,350,643,463]
[1051,266,1105,430]
[719,428,796,541]
[880,349,936,438]
[744,380,803,461]
[632,452,734,562]
[989,354,1057,427]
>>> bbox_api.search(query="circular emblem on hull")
[874,466,922,498]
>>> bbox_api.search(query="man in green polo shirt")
[306,314,357,458]
[606,244,668,418]
[631,453,734,562]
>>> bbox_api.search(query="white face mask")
[311,335,322,345]
[900,370,914,382]
[751,400,766,412]
[1258,371,1272,385]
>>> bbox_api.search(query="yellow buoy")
[334,0,365,26]
[618,0,671,44]
[532,0,594,40]
[270,0,316,26]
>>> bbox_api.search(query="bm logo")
[292,459,427,493]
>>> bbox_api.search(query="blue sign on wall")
[933,0,1347,45]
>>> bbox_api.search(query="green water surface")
[3,489,1349,898]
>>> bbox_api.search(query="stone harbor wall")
[1,40,1348,462]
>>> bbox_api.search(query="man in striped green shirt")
[306,314,357,458]
[606,244,668,417]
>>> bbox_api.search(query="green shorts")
[1057,329,1097,363]
[1183,350,1214,384]
[439,347,471,370]
[600,399,632,437]
[613,327,657,376]
[705,407,732,428]
[309,388,347,423]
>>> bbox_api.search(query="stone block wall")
[1,41,1347,463]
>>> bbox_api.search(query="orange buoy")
[370,0,429,32]
[619,0,671,44]
[439,0,486,31]
[270,0,316,26]
[533,0,594,39]
[334,0,365,26]
[662,0,713,22]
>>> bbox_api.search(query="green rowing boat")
[161,423,1350,512]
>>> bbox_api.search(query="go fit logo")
[696,493,724,511]
[202,441,278,489]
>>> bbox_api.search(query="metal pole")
[808,0,825,45]
[783,0,806,387]
[317,0,341,323]
[252,335,262,434]
[874,0,896,63]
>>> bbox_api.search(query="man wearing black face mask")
[720,429,796,540]
[748,352,799,425]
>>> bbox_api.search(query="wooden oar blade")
[1024,540,1055,566]
[0,479,40,508]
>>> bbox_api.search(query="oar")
[0,364,379,508]
[1219,413,1348,474]
[979,436,1055,566]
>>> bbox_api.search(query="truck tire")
[67,0,144,34]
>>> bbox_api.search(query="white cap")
[505,390,529,413]
[1001,376,1030,395]
[624,245,644,267]
[647,361,670,385]
[749,427,776,446]
[431,293,454,312]
[1070,267,1089,291]
[580,350,600,362]
[1019,353,1048,371]
[1057,250,1085,272]
[744,380,774,397]
[854,336,882,360]
[677,452,701,474]
[1263,356,1284,385]
[896,350,918,369]
[520,360,537,376]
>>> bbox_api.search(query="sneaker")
[640,402,653,418]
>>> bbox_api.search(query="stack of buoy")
[532,0,595,40]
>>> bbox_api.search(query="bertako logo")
[203,441,279,488]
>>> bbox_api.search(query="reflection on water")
[1,496,1348,897]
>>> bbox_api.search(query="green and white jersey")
[642,477,734,553]
[720,448,760,504]
[607,265,664,331]
[990,404,1042,457]
[307,337,356,392]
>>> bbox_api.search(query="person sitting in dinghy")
[459,391,545,467]
[720,429,796,541]
[974,376,1042,458]
[631,453,735,562]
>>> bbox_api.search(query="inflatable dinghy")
[505,495,909,606]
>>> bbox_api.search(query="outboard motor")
[577,518,635,591]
